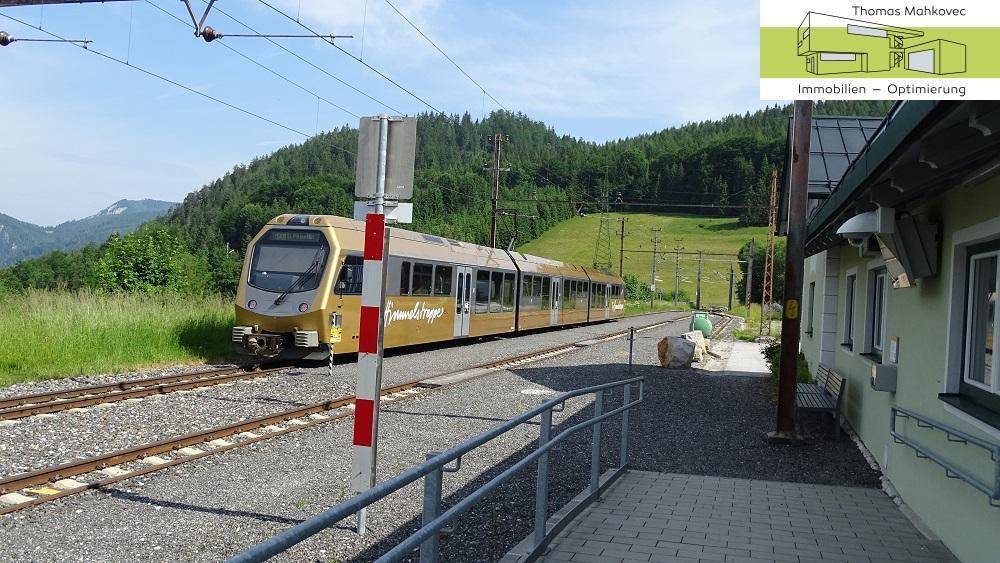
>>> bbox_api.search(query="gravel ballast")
[0,313,683,476]
[0,316,882,562]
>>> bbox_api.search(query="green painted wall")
[801,175,1000,563]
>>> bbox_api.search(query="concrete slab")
[99,466,128,477]
[52,478,87,491]
[721,341,770,378]
[0,492,35,506]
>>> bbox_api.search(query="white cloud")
[281,0,763,131]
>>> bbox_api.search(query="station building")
[788,101,1000,562]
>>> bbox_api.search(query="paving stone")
[507,471,958,563]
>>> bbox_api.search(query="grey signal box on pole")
[354,116,416,200]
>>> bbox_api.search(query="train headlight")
[298,302,309,312]
[248,299,257,310]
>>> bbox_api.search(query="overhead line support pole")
[486,134,509,248]
[769,100,812,443]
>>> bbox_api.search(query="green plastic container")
[689,312,712,338]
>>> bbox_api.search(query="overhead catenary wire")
[146,1,360,119]
[199,1,404,115]
[256,0,442,114]
[0,12,312,138]
[383,0,507,111]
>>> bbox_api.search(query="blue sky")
[1,0,765,225]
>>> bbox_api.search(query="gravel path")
[0,313,684,476]
[0,317,882,563]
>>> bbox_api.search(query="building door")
[550,277,561,325]
[908,49,935,73]
[454,266,472,337]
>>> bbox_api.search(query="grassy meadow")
[0,290,234,387]
[519,213,768,308]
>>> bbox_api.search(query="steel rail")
[0,366,287,420]
[0,314,684,514]
[0,309,677,420]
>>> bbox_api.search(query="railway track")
[0,310,679,422]
[0,314,688,515]
[0,366,288,422]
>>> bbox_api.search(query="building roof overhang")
[802,101,1000,256]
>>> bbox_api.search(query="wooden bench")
[796,364,831,396]
[795,364,845,439]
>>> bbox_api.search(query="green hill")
[0,199,176,267]
[2,101,890,294]
[519,213,769,308]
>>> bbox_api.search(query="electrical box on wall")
[870,363,898,392]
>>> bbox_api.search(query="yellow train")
[232,214,625,361]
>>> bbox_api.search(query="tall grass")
[0,290,235,387]
[732,303,783,341]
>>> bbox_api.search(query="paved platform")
[721,341,769,378]
[531,471,956,563]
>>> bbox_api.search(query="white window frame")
[865,266,888,355]
[843,270,857,349]
[806,282,816,336]
[962,250,1000,395]
[873,270,887,353]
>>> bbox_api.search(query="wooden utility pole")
[761,170,779,336]
[649,228,661,309]
[618,217,628,277]
[770,100,813,443]
[486,134,510,248]
[728,263,735,311]
[696,250,703,310]
[673,239,682,306]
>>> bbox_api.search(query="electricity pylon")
[760,170,779,336]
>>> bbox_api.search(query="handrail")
[231,329,642,563]
[890,406,1000,506]
[381,385,640,561]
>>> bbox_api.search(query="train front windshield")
[248,229,329,293]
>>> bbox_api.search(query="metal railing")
[890,406,1000,506]
[231,329,643,562]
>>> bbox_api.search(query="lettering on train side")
[384,300,446,326]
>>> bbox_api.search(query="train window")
[433,265,453,295]
[532,276,541,297]
[251,229,331,293]
[333,255,363,295]
[399,261,411,295]
[456,273,464,313]
[490,272,503,313]
[475,270,490,313]
[412,263,432,296]
[541,278,551,310]
[522,275,533,296]
[502,273,516,311]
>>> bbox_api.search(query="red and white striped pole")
[351,114,392,535]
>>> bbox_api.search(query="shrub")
[762,340,811,383]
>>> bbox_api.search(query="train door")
[454,266,472,337]
[605,284,611,320]
[550,276,561,325]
